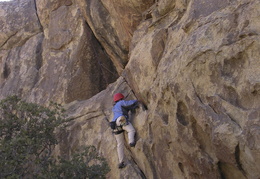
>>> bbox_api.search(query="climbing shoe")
[118,162,126,169]
[130,142,136,147]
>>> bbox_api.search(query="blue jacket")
[112,99,138,122]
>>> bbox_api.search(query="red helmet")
[113,93,124,102]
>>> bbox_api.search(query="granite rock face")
[0,0,260,178]
[0,0,118,104]
[124,0,260,178]
[76,0,154,73]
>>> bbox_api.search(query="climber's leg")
[115,132,124,164]
[123,122,136,146]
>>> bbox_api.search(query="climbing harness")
[110,116,128,135]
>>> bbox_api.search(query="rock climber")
[110,93,139,169]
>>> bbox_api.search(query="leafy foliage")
[0,96,110,179]
[45,146,110,179]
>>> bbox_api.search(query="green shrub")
[0,96,110,179]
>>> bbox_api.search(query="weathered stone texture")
[123,0,260,178]
[76,0,154,73]
[0,0,118,104]
[0,0,42,97]
[0,0,41,49]
[0,0,260,178]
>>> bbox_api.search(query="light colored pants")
[115,116,136,163]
